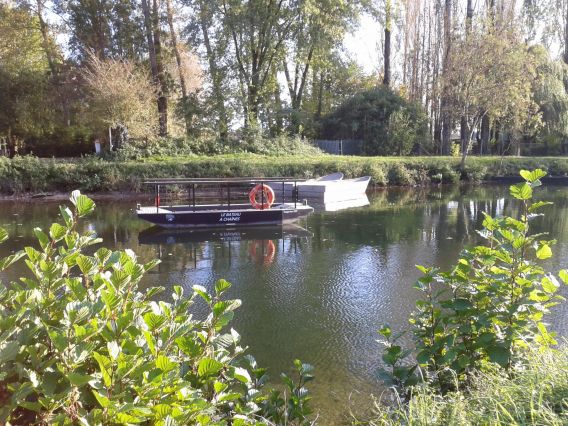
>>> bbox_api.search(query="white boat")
[310,194,371,212]
[272,174,371,203]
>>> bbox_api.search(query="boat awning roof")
[143,177,307,185]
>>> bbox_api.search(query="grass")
[1,154,568,194]
[368,346,568,425]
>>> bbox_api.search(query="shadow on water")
[1,184,568,423]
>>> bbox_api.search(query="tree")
[165,0,202,135]
[221,0,296,128]
[444,30,538,167]
[281,0,359,133]
[83,54,157,140]
[0,4,53,154]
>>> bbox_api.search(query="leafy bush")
[110,135,322,161]
[3,155,568,194]
[319,87,430,156]
[0,191,314,424]
[378,169,568,395]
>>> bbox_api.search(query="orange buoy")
[249,240,276,265]
[249,184,275,210]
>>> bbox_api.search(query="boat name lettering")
[219,212,241,222]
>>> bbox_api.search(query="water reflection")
[1,185,568,423]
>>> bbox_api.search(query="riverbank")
[1,154,568,194]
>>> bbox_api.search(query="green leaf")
[231,367,251,384]
[107,341,120,360]
[559,269,568,284]
[416,350,431,365]
[143,313,166,331]
[0,341,19,362]
[536,244,552,260]
[70,190,96,217]
[529,201,553,212]
[378,325,392,339]
[214,279,231,295]
[542,276,560,294]
[76,255,97,276]
[175,336,202,357]
[143,331,157,356]
[68,372,94,387]
[198,358,224,377]
[487,346,510,367]
[93,352,112,387]
[193,285,211,303]
[59,205,74,227]
[92,390,110,408]
[510,182,533,200]
[520,169,546,183]
[0,250,25,271]
[0,227,7,244]
[49,223,67,241]
[33,228,50,250]
[156,355,176,372]
[214,381,228,393]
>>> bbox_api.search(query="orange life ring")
[249,184,275,209]
[249,240,276,264]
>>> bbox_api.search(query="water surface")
[1,185,568,424]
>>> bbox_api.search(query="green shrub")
[3,155,568,194]
[378,169,568,395]
[319,87,430,156]
[0,191,314,424]
[387,163,416,186]
[110,135,322,161]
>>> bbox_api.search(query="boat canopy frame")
[143,177,307,213]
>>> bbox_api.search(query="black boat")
[136,177,314,228]
[137,224,312,244]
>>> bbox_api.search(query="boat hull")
[136,204,313,228]
[272,176,371,203]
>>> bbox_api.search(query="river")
[1,184,567,424]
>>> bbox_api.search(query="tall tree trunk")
[142,0,160,133]
[480,115,490,155]
[315,70,325,120]
[441,0,452,155]
[466,0,473,34]
[564,0,568,65]
[152,0,168,137]
[460,0,473,155]
[383,0,392,87]
[197,0,228,140]
[165,0,190,135]
[36,0,57,75]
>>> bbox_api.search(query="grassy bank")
[370,346,568,425]
[2,154,568,194]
